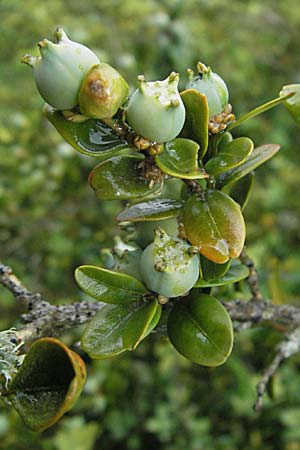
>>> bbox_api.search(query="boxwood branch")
[2,261,300,410]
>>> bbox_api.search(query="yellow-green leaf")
[181,190,245,264]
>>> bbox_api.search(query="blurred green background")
[1,0,300,448]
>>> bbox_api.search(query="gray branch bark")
[1,257,300,410]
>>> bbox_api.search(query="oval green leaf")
[195,259,249,287]
[75,265,148,304]
[225,172,255,211]
[216,144,280,188]
[89,155,163,200]
[141,303,162,339]
[181,190,245,264]
[217,131,233,151]
[81,299,160,358]
[205,137,254,176]
[155,138,208,179]
[167,292,233,366]
[200,255,230,282]
[116,198,183,222]
[180,89,209,158]
[8,338,86,432]
[44,104,128,158]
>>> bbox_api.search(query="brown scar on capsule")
[89,78,110,100]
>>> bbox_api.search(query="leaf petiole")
[227,91,295,131]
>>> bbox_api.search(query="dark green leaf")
[155,138,208,179]
[89,155,163,200]
[217,144,280,188]
[142,304,162,338]
[180,89,209,158]
[81,299,159,358]
[200,255,230,281]
[116,198,183,222]
[217,132,233,150]
[195,259,249,287]
[8,338,86,432]
[75,265,148,304]
[167,292,233,366]
[44,104,128,158]
[205,137,254,176]
[225,172,255,211]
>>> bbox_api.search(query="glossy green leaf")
[180,89,209,158]
[217,144,280,188]
[205,137,254,176]
[181,191,246,264]
[8,338,86,432]
[75,265,148,304]
[81,299,159,358]
[226,172,255,211]
[167,292,233,366]
[195,259,249,287]
[142,304,162,338]
[217,131,233,150]
[155,138,208,179]
[89,155,163,200]
[116,198,183,222]
[44,104,128,158]
[200,255,230,281]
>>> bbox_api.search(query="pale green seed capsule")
[21,28,100,110]
[186,62,229,117]
[78,63,129,119]
[126,72,186,143]
[140,228,199,298]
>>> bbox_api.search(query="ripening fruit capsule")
[21,28,100,110]
[186,62,229,117]
[126,72,186,143]
[78,63,129,119]
[140,228,200,298]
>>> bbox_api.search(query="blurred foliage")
[1,0,300,448]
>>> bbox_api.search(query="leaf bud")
[186,62,229,117]
[126,72,186,143]
[21,28,100,110]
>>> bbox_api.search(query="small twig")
[17,301,103,342]
[0,262,103,343]
[0,263,41,309]
[239,248,264,301]
[254,327,300,411]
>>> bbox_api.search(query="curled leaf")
[8,338,86,432]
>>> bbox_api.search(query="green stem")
[227,92,295,132]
